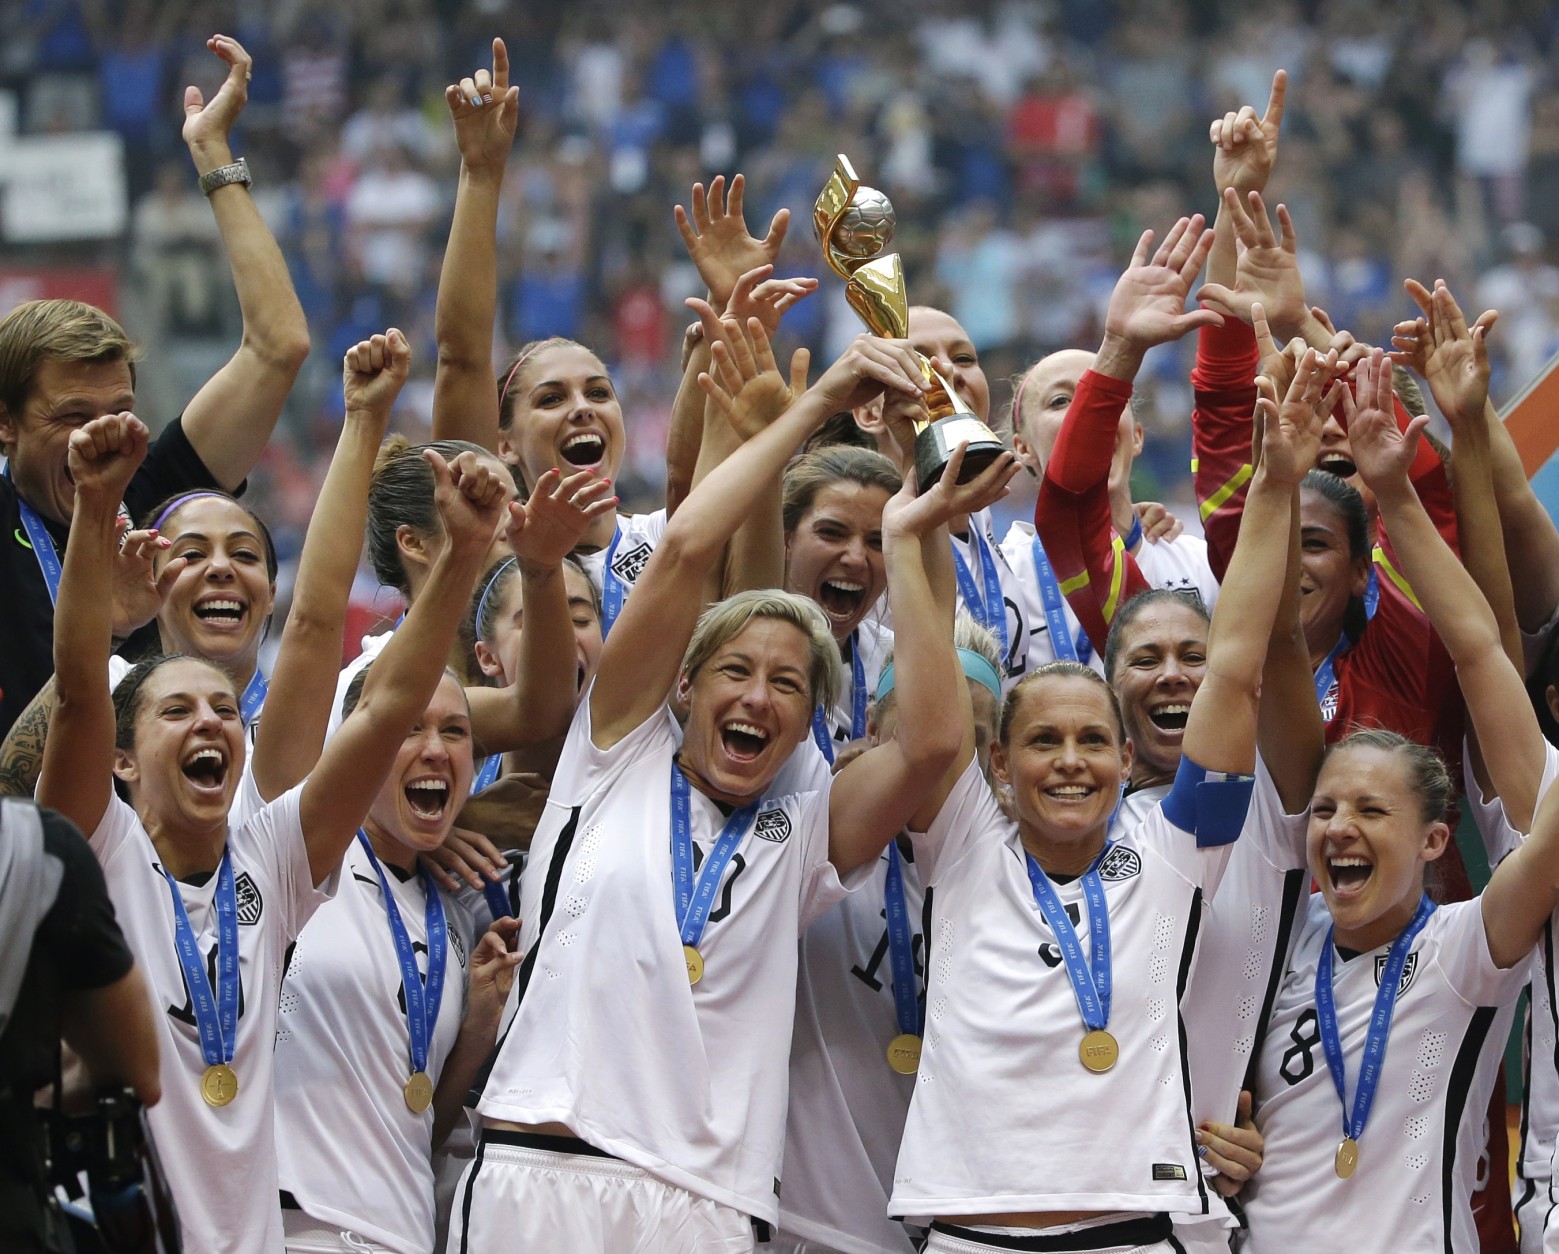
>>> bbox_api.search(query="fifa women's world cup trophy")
[813,155,1007,491]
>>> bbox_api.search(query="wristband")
[199,157,251,197]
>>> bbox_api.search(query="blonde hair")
[681,590,842,711]
[875,613,1002,715]
[0,299,138,419]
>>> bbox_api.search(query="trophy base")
[914,415,1007,494]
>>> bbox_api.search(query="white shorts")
[449,1132,755,1254]
[282,1209,394,1252]
[926,1215,1182,1254]
[1520,1173,1559,1254]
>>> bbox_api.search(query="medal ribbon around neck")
[599,521,625,639]
[1312,634,1350,717]
[355,831,448,1090]
[161,848,240,1074]
[1025,845,1113,1036]
[1030,536,1093,666]
[9,464,65,605]
[1316,894,1435,1161]
[884,841,922,1040]
[469,756,513,920]
[669,763,760,960]
[240,670,268,727]
[810,629,867,765]
[951,527,1009,657]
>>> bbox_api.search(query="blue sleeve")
[1159,754,1256,848]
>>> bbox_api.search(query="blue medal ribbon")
[1316,894,1435,1150]
[8,465,65,605]
[356,831,448,1083]
[1031,536,1092,666]
[160,849,239,1070]
[669,763,759,952]
[471,753,502,795]
[466,756,514,919]
[239,670,268,727]
[1313,635,1349,723]
[811,631,867,764]
[884,841,922,1039]
[951,526,1009,657]
[599,523,624,639]
[1024,846,1113,1033]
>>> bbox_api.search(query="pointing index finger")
[493,37,509,91]
[1263,69,1288,132]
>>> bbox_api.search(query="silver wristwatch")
[199,157,252,197]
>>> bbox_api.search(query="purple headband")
[151,490,230,533]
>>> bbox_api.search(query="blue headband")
[475,557,517,637]
[876,647,1002,705]
[151,490,230,532]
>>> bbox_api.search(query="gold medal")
[200,1063,239,1107]
[404,1071,434,1113]
[1079,1029,1119,1073]
[1334,1137,1359,1179]
[683,945,705,986]
[886,1033,922,1075]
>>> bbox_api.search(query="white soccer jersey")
[999,523,1219,680]
[89,786,332,1254]
[479,697,861,1224]
[573,509,667,610]
[1177,764,1309,1239]
[950,508,1030,688]
[889,757,1236,1220]
[274,838,478,1252]
[1242,896,1529,1253]
[1462,739,1559,1200]
[779,838,926,1254]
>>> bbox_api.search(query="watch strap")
[199,157,251,197]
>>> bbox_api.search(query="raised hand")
[67,413,149,505]
[1197,189,1310,339]
[467,917,523,1026]
[429,449,509,557]
[807,333,928,418]
[182,35,251,156]
[1134,500,1184,544]
[343,328,412,420]
[110,522,184,637]
[444,38,520,175]
[505,468,618,567]
[882,443,1021,540]
[674,174,790,310]
[725,264,819,339]
[1211,70,1287,197]
[1254,348,1341,486]
[692,302,810,439]
[1339,348,1423,491]
[1397,279,1496,427]
[1199,1090,1265,1199]
[877,388,931,476]
[1101,215,1222,361]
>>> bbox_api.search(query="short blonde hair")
[0,299,138,418]
[681,590,841,711]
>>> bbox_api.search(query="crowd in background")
[4,0,1559,615]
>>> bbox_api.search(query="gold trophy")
[814,154,1006,491]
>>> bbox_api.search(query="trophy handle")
[813,155,862,282]
[843,255,910,339]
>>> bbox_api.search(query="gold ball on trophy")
[832,186,896,259]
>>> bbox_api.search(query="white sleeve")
[797,782,869,931]
[906,755,1004,885]
[1462,738,1559,864]
[88,794,145,867]
[546,687,678,807]
[1242,760,1309,873]
[1432,899,1534,1006]
[244,782,337,942]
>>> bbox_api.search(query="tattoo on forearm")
[0,693,53,797]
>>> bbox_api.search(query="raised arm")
[177,36,310,488]
[464,467,617,753]
[1347,348,1545,835]
[1392,279,1559,649]
[1489,762,1559,968]
[1185,352,1335,776]
[590,316,928,748]
[430,40,520,451]
[251,331,407,802]
[297,453,506,885]
[830,447,1019,873]
[1036,215,1220,648]
[37,416,176,836]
